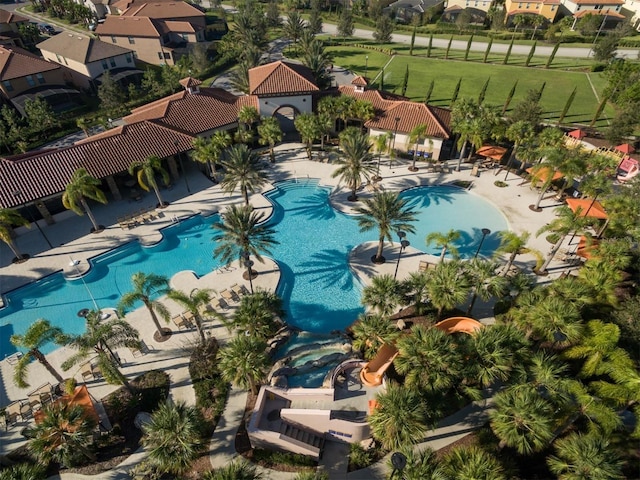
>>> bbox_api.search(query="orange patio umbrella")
[565,198,608,220]
[34,385,100,425]
[576,236,599,259]
[476,145,507,161]
[526,166,564,184]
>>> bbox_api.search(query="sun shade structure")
[434,317,484,335]
[526,166,564,183]
[34,385,100,425]
[565,198,608,220]
[476,145,507,161]
[576,235,599,259]
[568,129,586,140]
[615,143,635,154]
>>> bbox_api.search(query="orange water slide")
[434,317,484,335]
[359,344,399,387]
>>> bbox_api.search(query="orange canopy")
[434,317,484,335]
[568,129,586,139]
[34,385,99,424]
[576,236,599,259]
[615,143,635,154]
[526,166,563,183]
[476,145,507,161]
[566,198,608,220]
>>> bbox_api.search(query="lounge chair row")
[4,382,56,429]
[118,207,159,230]
[206,284,250,312]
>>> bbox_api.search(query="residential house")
[560,0,626,27]
[385,0,445,23]
[111,0,178,15]
[74,0,115,20]
[621,0,640,29]
[503,0,561,23]
[0,9,30,48]
[37,33,141,91]
[0,45,81,115]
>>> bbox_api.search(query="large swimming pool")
[0,180,507,355]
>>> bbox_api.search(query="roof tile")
[249,61,318,95]
[0,45,59,81]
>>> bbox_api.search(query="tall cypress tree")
[558,86,577,124]
[502,79,518,114]
[379,67,385,91]
[483,37,493,63]
[503,38,514,65]
[525,41,537,67]
[590,95,609,127]
[401,65,409,96]
[478,77,490,105]
[445,35,453,59]
[450,77,462,106]
[537,81,546,101]
[545,42,560,69]
[425,79,435,104]
[464,34,474,61]
[410,25,417,56]
[427,34,433,57]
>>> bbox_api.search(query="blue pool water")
[1,180,508,356]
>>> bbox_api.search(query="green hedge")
[325,39,396,55]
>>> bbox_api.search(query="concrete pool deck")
[1,142,575,474]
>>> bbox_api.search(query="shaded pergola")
[615,143,636,155]
[34,385,101,426]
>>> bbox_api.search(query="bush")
[348,443,374,471]
[252,448,317,468]
[494,180,508,187]
[591,63,607,72]
[189,338,229,416]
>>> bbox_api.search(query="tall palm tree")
[407,123,428,172]
[350,313,399,360]
[62,167,107,233]
[129,155,170,208]
[61,310,138,392]
[426,229,461,262]
[143,401,203,475]
[395,325,463,393]
[368,381,430,451]
[231,290,284,340]
[450,98,479,172]
[361,274,402,316]
[391,446,446,480]
[502,120,535,181]
[283,11,306,51]
[349,99,375,127]
[442,446,506,480]
[294,112,321,160]
[10,319,66,388]
[218,333,270,396]
[332,128,377,201]
[373,132,392,180]
[425,260,470,317]
[464,258,508,315]
[118,272,171,340]
[192,131,232,180]
[302,39,332,90]
[27,402,97,467]
[490,385,555,455]
[0,208,30,261]
[236,106,260,144]
[354,191,417,263]
[220,144,268,206]
[547,432,624,480]
[257,117,283,163]
[495,230,542,275]
[167,288,215,344]
[211,204,278,280]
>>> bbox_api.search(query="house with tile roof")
[445,0,494,14]
[503,0,561,23]
[560,0,626,26]
[37,33,141,91]
[0,8,30,48]
[75,0,115,20]
[622,0,640,29]
[0,45,82,116]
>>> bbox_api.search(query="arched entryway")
[272,105,300,133]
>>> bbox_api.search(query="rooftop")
[37,33,133,63]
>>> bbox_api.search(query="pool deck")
[0,143,574,474]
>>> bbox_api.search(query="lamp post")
[394,231,410,280]
[174,139,191,194]
[364,55,369,78]
[13,191,53,249]
[242,251,255,293]
[68,258,109,319]
[390,452,407,479]
[474,228,491,259]
[390,117,400,168]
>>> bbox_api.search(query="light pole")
[390,452,407,479]
[242,251,255,293]
[390,117,400,168]
[13,191,53,249]
[364,55,368,78]
[174,139,191,194]
[474,228,491,259]
[394,231,410,280]
[68,258,109,319]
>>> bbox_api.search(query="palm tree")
[407,123,428,172]
[354,191,417,264]
[129,155,170,208]
[294,112,321,160]
[490,385,555,455]
[349,99,375,127]
[442,445,506,480]
[426,229,461,262]
[211,204,278,281]
[425,260,470,317]
[401,271,432,315]
[283,11,306,51]
[502,120,535,181]
[547,432,624,480]
[302,39,332,89]
[450,99,479,172]
[118,272,172,340]
[361,274,402,316]
[76,117,90,138]
[10,319,66,388]
[562,319,622,378]
[0,208,30,261]
[395,325,463,393]
[530,15,545,39]
[257,117,283,163]
[143,401,203,475]
[61,310,139,392]
[391,446,446,480]
[332,128,377,201]
[464,258,508,315]
[167,288,215,344]
[0,463,47,480]
[27,402,97,467]
[495,230,542,275]
[62,167,107,232]
[231,290,284,340]
[220,144,268,206]
[203,461,263,480]
[218,333,270,395]
[369,381,430,451]
[373,132,392,180]
[350,313,399,360]
[236,105,260,144]
[192,131,232,180]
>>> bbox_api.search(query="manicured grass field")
[325,44,615,128]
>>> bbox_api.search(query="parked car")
[88,19,105,31]
[38,23,56,35]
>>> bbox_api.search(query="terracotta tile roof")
[236,95,259,109]
[0,121,194,208]
[112,0,175,13]
[351,75,368,86]
[573,9,624,17]
[249,61,318,96]
[572,0,622,4]
[0,45,59,81]
[162,20,198,33]
[0,8,29,24]
[179,76,201,88]
[37,33,133,63]
[96,15,160,38]
[338,85,407,111]
[122,1,204,18]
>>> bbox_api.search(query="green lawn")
[326,45,614,128]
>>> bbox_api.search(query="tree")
[97,71,126,118]
[495,230,542,275]
[464,35,474,61]
[530,15,544,39]
[373,14,394,43]
[211,203,278,276]
[294,112,321,160]
[477,77,490,105]
[118,272,171,340]
[424,79,435,104]
[24,97,57,139]
[236,105,260,144]
[425,260,470,317]
[445,35,453,59]
[302,39,332,89]
[257,117,283,163]
[204,461,263,480]
[502,80,518,114]
[62,167,107,233]
[308,3,323,34]
[373,131,392,179]
[509,88,542,126]
[442,446,506,480]
[27,402,97,468]
[503,38,514,65]
[426,228,461,262]
[450,78,462,106]
[167,288,215,343]
[558,87,577,124]
[220,144,268,206]
[266,1,281,28]
[502,120,536,181]
[483,37,494,63]
[490,386,555,455]
[547,432,624,480]
[368,382,429,451]
[450,98,479,171]
[525,41,537,67]
[0,208,30,261]
[390,446,445,480]
[546,42,560,68]
[351,313,399,360]
[62,311,138,391]
[354,191,417,264]
[0,463,46,480]
[231,290,283,340]
[427,33,433,57]
[464,258,507,315]
[129,155,170,208]
[192,131,232,180]
[331,128,377,201]
[361,274,402,316]
[562,319,622,378]
[409,24,416,55]
[283,11,306,52]
[219,334,270,395]
[589,95,609,128]
[593,35,620,63]
[10,319,65,388]
[337,8,354,39]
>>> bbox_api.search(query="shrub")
[348,443,374,471]
[494,180,508,187]
[252,448,317,468]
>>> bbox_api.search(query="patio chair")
[80,361,94,382]
[220,289,238,304]
[5,401,21,429]
[231,283,249,298]
[130,340,150,357]
[5,352,22,365]
[182,311,196,328]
